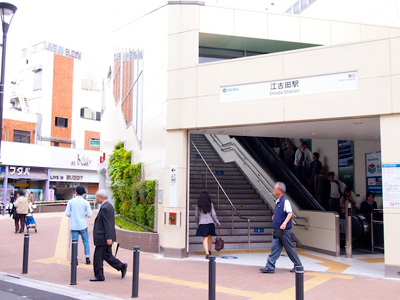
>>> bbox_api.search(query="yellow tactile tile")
[358,258,385,263]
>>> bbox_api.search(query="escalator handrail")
[255,137,324,211]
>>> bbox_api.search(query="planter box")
[115,226,159,253]
[33,205,67,213]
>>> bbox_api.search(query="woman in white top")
[195,192,220,259]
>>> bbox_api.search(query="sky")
[3,0,293,81]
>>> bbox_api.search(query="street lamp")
[0,2,17,160]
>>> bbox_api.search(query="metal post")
[205,168,208,189]
[247,219,251,253]
[22,233,29,274]
[132,246,140,298]
[70,239,77,285]
[295,266,304,300]
[208,256,216,300]
[371,211,374,254]
[345,200,352,258]
[217,186,220,209]
[231,208,234,234]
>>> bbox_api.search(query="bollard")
[208,256,216,300]
[70,239,78,285]
[132,246,140,298]
[22,233,29,274]
[295,266,304,300]
[345,200,352,258]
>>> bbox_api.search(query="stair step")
[189,216,272,223]
[189,210,270,217]
[189,228,274,236]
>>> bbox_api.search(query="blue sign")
[221,256,238,260]
[254,228,264,233]
[215,171,224,175]
[196,154,201,158]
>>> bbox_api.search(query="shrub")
[146,204,155,229]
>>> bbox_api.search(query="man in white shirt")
[294,142,312,183]
[65,186,93,265]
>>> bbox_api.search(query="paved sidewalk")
[0,212,399,300]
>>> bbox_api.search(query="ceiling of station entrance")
[191,117,380,141]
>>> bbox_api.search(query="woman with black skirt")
[195,191,220,259]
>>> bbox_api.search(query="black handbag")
[215,227,224,251]
[273,228,284,239]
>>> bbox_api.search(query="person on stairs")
[195,191,220,259]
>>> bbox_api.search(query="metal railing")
[191,140,251,252]
[209,134,309,229]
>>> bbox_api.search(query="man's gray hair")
[96,189,108,200]
[275,182,286,193]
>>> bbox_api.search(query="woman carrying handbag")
[195,192,220,259]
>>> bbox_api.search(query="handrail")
[209,134,311,227]
[191,140,251,253]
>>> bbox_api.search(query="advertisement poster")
[366,152,382,196]
[382,164,400,208]
[338,140,354,191]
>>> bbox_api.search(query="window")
[301,0,307,9]
[55,117,68,128]
[13,130,31,143]
[89,139,100,148]
[286,7,293,13]
[33,68,42,91]
[54,142,59,147]
[293,2,300,14]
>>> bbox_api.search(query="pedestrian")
[28,191,34,203]
[9,192,17,228]
[13,190,29,233]
[360,192,378,222]
[260,182,302,274]
[294,142,312,184]
[328,172,342,214]
[90,189,127,282]
[65,186,92,265]
[195,191,221,259]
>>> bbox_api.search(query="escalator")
[234,136,324,210]
[233,136,377,249]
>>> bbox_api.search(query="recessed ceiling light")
[353,122,363,125]
[310,132,318,136]
[242,130,250,132]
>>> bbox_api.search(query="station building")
[101,1,400,277]
[1,41,102,203]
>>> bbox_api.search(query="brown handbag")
[215,227,224,251]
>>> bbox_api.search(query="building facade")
[1,41,102,203]
[100,1,400,277]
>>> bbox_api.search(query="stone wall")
[115,226,159,253]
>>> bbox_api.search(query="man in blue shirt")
[260,182,302,274]
[65,186,93,265]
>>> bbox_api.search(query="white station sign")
[220,71,358,103]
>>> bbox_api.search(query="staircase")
[189,134,274,251]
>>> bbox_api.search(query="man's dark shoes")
[259,267,275,274]
[121,263,128,279]
[290,267,296,273]
[90,277,104,282]
[86,258,91,265]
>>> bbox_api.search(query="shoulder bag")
[215,226,224,251]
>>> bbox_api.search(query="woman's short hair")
[367,192,375,199]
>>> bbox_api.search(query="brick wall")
[2,119,36,143]
[84,130,100,150]
[51,54,74,148]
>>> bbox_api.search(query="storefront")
[0,165,50,204]
[49,169,99,200]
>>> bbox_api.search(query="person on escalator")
[310,152,322,191]
[294,142,312,184]
[314,167,330,209]
[328,172,342,214]
[281,138,295,172]
[360,192,378,222]
[195,191,221,259]
[340,187,357,218]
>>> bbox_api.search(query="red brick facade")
[2,119,36,143]
[51,54,73,148]
[113,58,121,104]
[84,130,100,150]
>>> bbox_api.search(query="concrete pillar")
[158,130,188,258]
[380,114,400,278]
